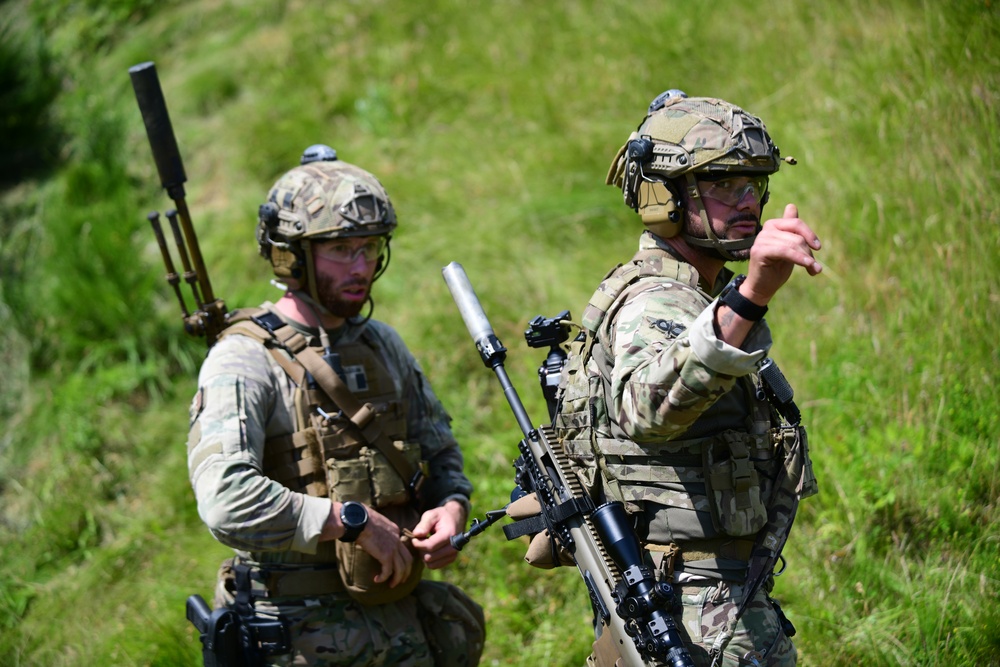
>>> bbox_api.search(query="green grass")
[1,0,998,665]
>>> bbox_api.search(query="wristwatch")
[338,501,369,543]
[718,274,768,321]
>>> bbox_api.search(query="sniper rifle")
[129,61,227,346]
[442,262,694,667]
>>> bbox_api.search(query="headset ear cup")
[637,180,683,238]
[270,247,302,279]
[606,142,629,187]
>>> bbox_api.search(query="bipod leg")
[147,211,191,318]
[166,208,205,309]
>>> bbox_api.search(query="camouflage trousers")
[675,581,796,667]
[219,580,485,667]
[585,581,795,667]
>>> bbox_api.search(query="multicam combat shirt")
[602,231,772,443]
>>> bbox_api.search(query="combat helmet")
[607,91,793,259]
[257,145,397,304]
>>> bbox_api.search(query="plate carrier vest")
[219,308,425,510]
[553,247,817,578]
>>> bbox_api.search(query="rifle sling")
[501,496,593,541]
[295,344,416,484]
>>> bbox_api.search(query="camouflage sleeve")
[187,335,330,554]
[605,281,773,443]
[366,322,473,510]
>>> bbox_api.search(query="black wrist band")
[719,274,768,321]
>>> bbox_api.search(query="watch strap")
[340,523,363,543]
[339,501,368,543]
[720,275,768,321]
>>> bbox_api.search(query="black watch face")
[343,502,367,528]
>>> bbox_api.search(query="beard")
[313,272,371,319]
[683,208,760,262]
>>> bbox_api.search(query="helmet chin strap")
[300,239,324,306]
[290,284,335,352]
[680,173,759,261]
[285,241,333,351]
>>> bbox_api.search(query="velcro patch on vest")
[648,318,687,337]
[342,364,369,393]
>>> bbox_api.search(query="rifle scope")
[592,502,695,667]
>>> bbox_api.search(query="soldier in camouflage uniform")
[554,93,821,666]
[187,145,484,666]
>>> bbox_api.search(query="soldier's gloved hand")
[742,204,823,306]
[410,500,467,570]
[356,506,414,587]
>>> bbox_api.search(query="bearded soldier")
[554,93,821,666]
[187,145,484,666]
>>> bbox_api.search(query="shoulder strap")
[249,314,418,483]
[580,247,700,336]
[219,308,308,387]
[301,346,419,484]
[576,248,702,513]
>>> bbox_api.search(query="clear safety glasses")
[698,175,769,206]
[314,236,386,264]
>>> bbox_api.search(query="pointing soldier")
[555,93,820,666]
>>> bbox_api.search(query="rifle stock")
[442,262,650,667]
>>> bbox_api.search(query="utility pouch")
[334,503,424,606]
[704,431,767,537]
[786,425,819,499]
[327,457,373,505]
[368,440,423,507]
[413,580,487,667]
[325,442,423,509]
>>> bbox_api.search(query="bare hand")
[409,500,467,570]
[356,506,414,587]
[322,502,413,587]
[741,204,823,306]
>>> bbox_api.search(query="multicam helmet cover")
[260,159,396,247]
[607,93,789,253]
[630,96,781,180]
[257,146,396,289]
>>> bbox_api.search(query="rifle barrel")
[442,261,649,666]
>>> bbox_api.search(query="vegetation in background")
[0,0,997,665]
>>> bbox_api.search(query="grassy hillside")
[1,0,997,665]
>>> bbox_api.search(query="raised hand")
[740,203,823,306]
